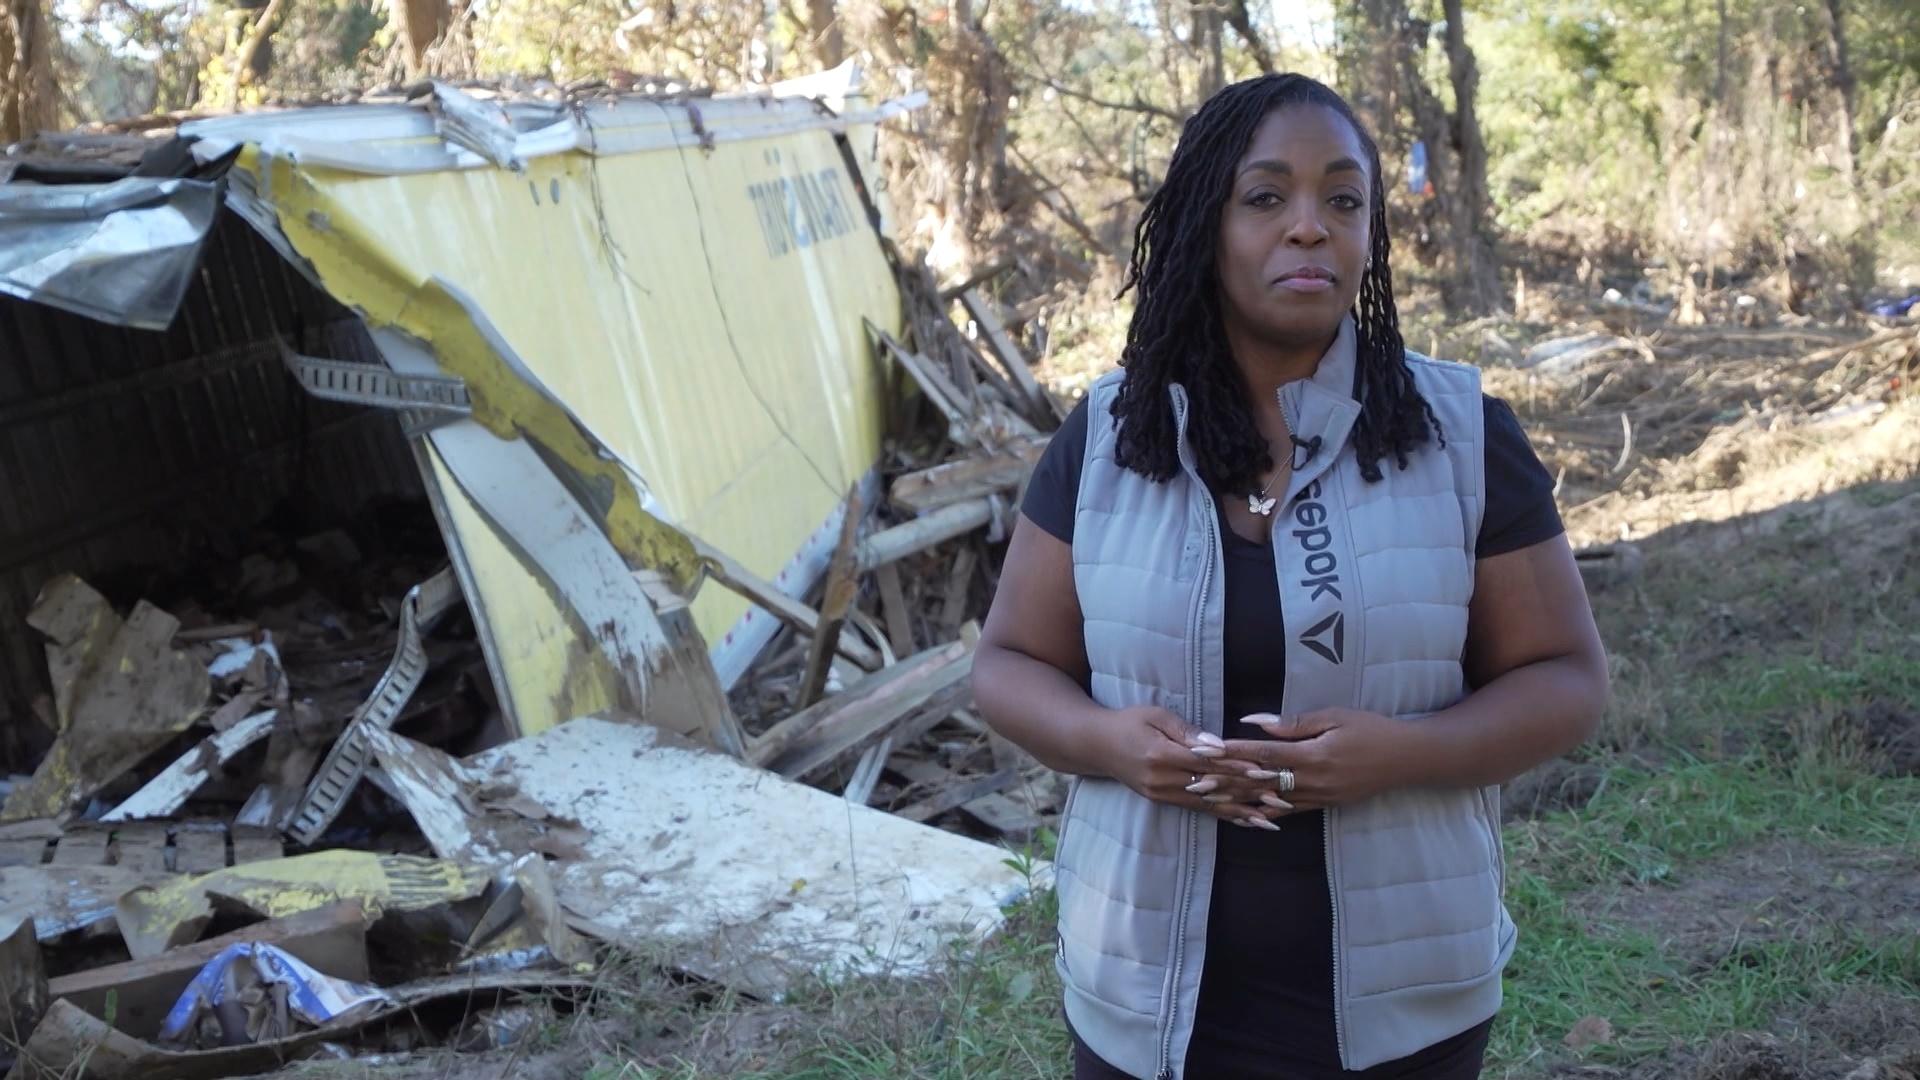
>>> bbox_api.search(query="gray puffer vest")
[1057,318,1513,1079]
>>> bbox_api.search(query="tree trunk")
[1225,0,1272,74]
[390,0,450,79]
[808,0,843,68]
[1439,0,1499,313]
[1815,0,1858,185]
[1713,0,1729,106]
[0,0,56,145]
[1194,0,1225,102]
[229,0,287,107]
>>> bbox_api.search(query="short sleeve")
[1020,396,1091,543]
[1477,396,1565,558]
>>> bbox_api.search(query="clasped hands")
[1103,704,1420,829]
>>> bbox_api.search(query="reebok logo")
[1291,480,1342,603]
[1300,611,1345,664]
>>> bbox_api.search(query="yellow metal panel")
[422,442,619,735]
[266,124,899,647]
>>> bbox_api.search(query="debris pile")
[0,267,1064,1078]
[721,273,1069,842]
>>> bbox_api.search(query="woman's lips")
[1273,267,1336,294]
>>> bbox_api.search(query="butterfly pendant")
[1248,494,1277,516]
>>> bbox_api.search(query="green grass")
[1491,757,1920,1071]
[577,559,1920,1079]
[1506,757,1920,891]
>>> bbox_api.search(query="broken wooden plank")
[228,827,284,867]
[891,757,1049,840]
[875,563,915,658]
[114,825,171,875]
[102,710,279,822]
[171,826,225,875]
[47,827,109,867]
[0,821,56,870]
[0,840,47,869]
[43,901,370,1042]
[856,499,996,571]
[751,637,969,771]
[799,491,864,709]
[960,289,1061,423]
[0,864,167,941]
[876,331,977,445]
[889,436,1047,516]
[893,767,1020,823]
[841,736,894,807]
[2,913,48,1059]
[938,547,978,633]
[762,638,976,782]
[696,540,883,672]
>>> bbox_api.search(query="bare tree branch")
[1224,0,1272,74]
[228,0,286,107]
[1012,143,1115,258]
[1011,64,1184,124]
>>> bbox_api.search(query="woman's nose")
[1285,210,1329,246]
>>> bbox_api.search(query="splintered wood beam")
[892,766,1019,823]
[798,491,864,708]
[875,331,977,445]
[752,636,975,779]
[889,436,1047,515]
[856,499,995,571]
[696,539,883,672]
[960,289,1063,424]
[874,563,915,658]
[888,755,1050,840]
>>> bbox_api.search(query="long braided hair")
[1111,73,1441,492]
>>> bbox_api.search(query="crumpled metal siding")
[0,177,221,330]
[0,214,422,771]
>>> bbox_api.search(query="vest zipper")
[1157,471,1216,1080]
[1324,807,1349,1066]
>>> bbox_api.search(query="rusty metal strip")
[284,568,462,846]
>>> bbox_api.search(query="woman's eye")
[1330,194,1363,211]
[1248,191,1282,208]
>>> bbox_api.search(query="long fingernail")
[1228,817,1252,828]
[1192,732,1225,748]
[1203,793,1236,804]
[1189,745,1225,759]
[1259,793,1294,811]
[1243,713,1280,727]
[1185,778,1218,794]
[1244,816,1281,831]
[1247,769,1282,780]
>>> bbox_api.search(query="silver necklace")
[1247,472,1281,516]
[1247,412,1297,516]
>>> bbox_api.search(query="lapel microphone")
[1290,434,1323,470]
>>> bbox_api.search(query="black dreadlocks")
[1111,73,1441,493]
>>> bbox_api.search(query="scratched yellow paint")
[230,113,901,736]
[421,443,618,734]
[115,850,490,959]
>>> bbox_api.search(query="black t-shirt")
[1029,392,1562,1080]
[1022,394,1563,557]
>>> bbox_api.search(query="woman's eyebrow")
[1238,157,1366,179]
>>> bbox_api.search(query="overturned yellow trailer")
[0,76,921,773]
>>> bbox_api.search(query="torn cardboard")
[4,578,210,821]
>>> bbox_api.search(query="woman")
[973,74,1609,1080]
